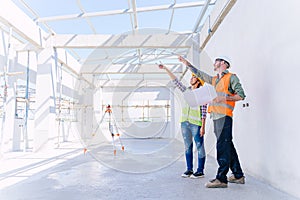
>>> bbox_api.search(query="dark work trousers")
[213,116,244,183]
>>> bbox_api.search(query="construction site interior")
[0,0,300,199]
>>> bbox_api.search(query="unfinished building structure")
[1,0,300,199]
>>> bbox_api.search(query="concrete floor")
[0,139,299,200]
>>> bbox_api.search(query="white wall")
[200,0,300,198]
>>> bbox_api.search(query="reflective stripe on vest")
[180,105,202,126]
[208,73,235,117]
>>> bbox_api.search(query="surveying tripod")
[84,104,124,156]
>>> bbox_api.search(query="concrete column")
[34,47,57,151]
[79,87,93,140]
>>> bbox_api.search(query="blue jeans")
[214,116,244,183]
[181,121,206,173]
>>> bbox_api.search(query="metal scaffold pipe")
[0,27,12,154]
[23,50,30,151]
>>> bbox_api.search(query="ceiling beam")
[81,72,182,75]
[76,0,97,34]
[51,33,192,49]
[167,0,176,33]
[200,0,237,50]
[193,0,212,33]
[0,0,47,47]
[37,1,216,22]
[131,0,138,30]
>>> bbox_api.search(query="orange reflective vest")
[208,73,235,117]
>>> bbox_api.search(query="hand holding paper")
[183,83,217,107]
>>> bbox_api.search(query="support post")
[34,47,57,151]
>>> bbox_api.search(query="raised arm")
[158,64,176,80]
[158,63,187,93]
[178,56,213,84]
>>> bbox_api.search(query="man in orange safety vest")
[178,55,246,188]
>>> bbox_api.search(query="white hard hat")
[215,56,231,67]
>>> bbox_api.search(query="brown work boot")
[228,175,245,184]
[205,179,227,188]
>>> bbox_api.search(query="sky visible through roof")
[10,0,216,83]
[12,0,214,35]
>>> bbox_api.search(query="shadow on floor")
[0,140,299,200]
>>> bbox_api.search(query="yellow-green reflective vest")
[180,105,202,126]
